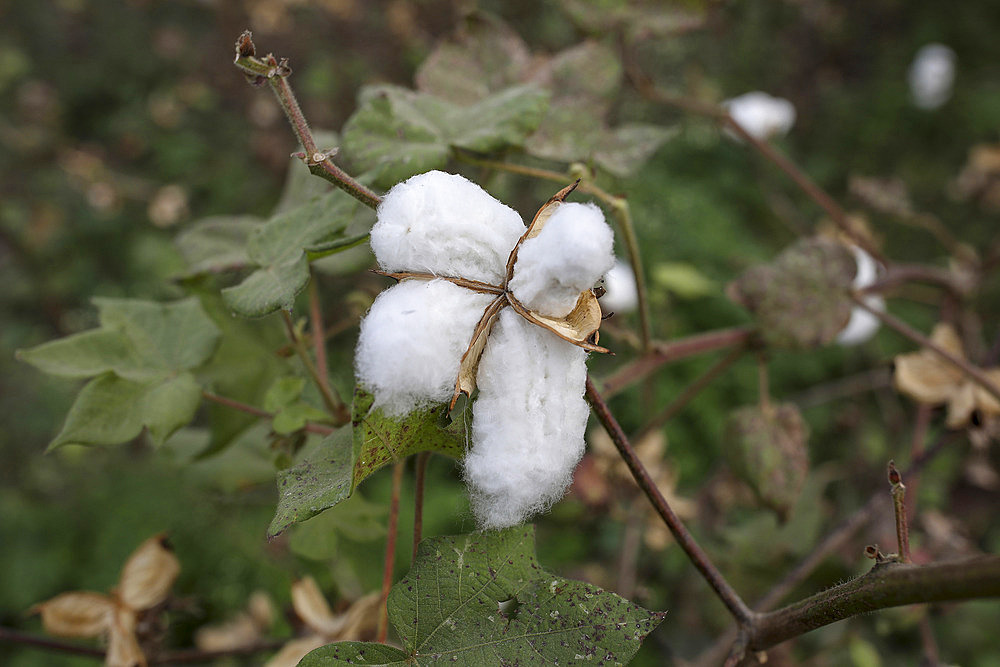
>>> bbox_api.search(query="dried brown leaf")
[510,290,608,352]
[265,635,328,667]
[31,592,114,638]
[116,534,180,611]
[290,576,337,635]
[106,606,145,667]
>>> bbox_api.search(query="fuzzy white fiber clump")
[508,203,614,317]
[722,91,796,141]
[601,259,639,314]
[465,309,589,529]
[836,246,885,346]
[356,170,615,529]
[371,171,525,284]
[909,44,956,111]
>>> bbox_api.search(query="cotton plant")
[722,91,796,141]
[355,170,615,529]
[600,258,639,314]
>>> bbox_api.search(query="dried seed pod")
[116,534,180,611]
[31,592,114,638]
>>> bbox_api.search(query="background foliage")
[2,0,999,664]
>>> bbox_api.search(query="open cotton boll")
[355,279,495,416]
[909,44,956,111]
[722,92,796,141]
[508,203,615,317]
[836,246,884,346]
[372,171,525,284]
[601,259,639,313]
[465,309,589,529]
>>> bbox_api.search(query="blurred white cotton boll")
[600,259,638,313]
[508,203,615,317]
[722,92,796,141]
[909,44,956,110]
[355,279,495,416]
[372,171,525,284]
[836,246,884,346]
[465,309,589,529]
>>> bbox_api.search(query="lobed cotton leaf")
[355,279,495,416]
[371,171,525,284]
[465,309,589,529]
[508,202,614,317]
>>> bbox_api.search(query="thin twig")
[586,376,754,624]
[601,327,756,398]
[281,310,351,425]
[413,451,430,561]
[621,57,884,265]
[0,626,104,659]
[888,461,911,563]
[233,32,381,210]
[201,390,335,436]
[633,345,746,442]
[377,462,405,644]
[851,294,1000,404]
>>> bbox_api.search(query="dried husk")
[116,534,180,611]
[31,591,114,638]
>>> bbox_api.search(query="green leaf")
[594,123,677,177]
[221,254,310,317]
[300,642,410,666]
[263,376,307,412]
[652,261,716,299]
[50,372,202,450]
[174,215,261,277]
[94,296,222,375]
[305,232,370,260]
[342,84,549,188]
[222,189,369,317]
[268,429,354,539]
[303,527,665,665]
[16,329,141,379]
[351,387,467,492]
[289,493,386,560]
[272,403,329,435]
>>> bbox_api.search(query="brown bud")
[235,30,255,58]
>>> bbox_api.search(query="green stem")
[201,390,334,435]
[281,311,350,425]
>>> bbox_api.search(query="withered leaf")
[106,606,145,667]
[116,533,180,611]
[291,576,339,636]
[31,592,114,638]
[508,290,608,352]
[451,295,506,409]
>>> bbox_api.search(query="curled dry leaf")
[266,579,380,667]
[106,606,145,667]
[194,591,274,652]
[31,592,115,638]
[894,323,1000,428]
[116,533,181,611]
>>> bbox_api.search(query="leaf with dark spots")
[301,526,664,665]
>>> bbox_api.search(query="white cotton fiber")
[464,309,589,529]
[355,279,495,416]
[722,91,796,141]
[909,44,956,111]
[837,246,883,346]
[601,259,639,314]
[508,202,615,317]
[372,171,526,285]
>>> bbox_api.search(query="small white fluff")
[355,279,495,416]
[722,91,796,141]
[372,171,525,285]
[464,309,589,529]
[600,259,639,314]
[836,246,884,346]
[508,203,615,317]
[909,44,956,111]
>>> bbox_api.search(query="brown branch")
[586,376,754,624]
[747,556,1000,651]
[601,327,755,398]
[201,390,334,436]
[0,626,105,659]
[851,294,1000,404]
[377,462,405,643]
[233,31,381,210]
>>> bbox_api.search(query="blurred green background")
[2,0,999,665]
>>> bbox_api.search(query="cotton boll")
[355,279,495,416]
[465,309,589,529]
[600,259,638,314]
[909,44,956,111]
[508,203,615,317]
[722,92,796,141]
[372,171,525,284]
[836,246,883,346]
